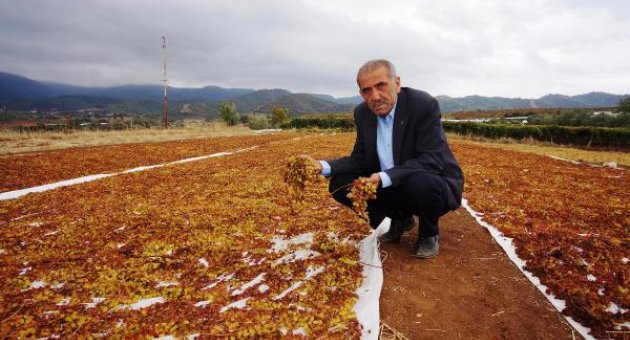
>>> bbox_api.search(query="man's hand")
[364,173,381,188]
[297,154,322,172]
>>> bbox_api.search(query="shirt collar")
[379,102,397,123]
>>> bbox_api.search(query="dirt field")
[380,209,577,339]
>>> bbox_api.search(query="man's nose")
[371,90,381,101]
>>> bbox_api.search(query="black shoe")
[413,235,439,258]
[379,228,403,243]
[379,216,416,244]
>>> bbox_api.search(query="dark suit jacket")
[328,87,464,211]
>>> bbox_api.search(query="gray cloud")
[1,0,629,98]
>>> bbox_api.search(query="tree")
[220,102,240,126]
[239,114,249,124]
[247,114,270,130]
[270,105,290,128]
[618,96,630,113]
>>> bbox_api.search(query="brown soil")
[379,208,580,339]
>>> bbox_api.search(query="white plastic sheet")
[354,218,390,340]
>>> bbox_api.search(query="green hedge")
[443,121,630,148]
[288,116,355,131]
[286,117,630,148]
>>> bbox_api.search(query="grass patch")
[0,121,256,155]
[447,133,630,167]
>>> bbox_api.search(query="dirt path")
[379,208,579,339]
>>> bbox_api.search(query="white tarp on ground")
[354,218,390,340]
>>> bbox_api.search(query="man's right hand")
[298,154,323,172]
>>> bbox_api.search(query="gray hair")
[356,59,397,84]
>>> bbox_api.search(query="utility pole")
[162,35,168,129]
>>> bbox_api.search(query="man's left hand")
[365,173,381,187]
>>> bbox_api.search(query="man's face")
[357,66,401,117]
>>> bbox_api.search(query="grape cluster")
[283,156,322,201]
[347,178,377,220]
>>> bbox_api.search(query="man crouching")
[302,59,464,258]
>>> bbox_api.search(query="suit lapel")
[364,111,378,167]
[392,89,408,165]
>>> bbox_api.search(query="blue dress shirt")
[320,104,396,188]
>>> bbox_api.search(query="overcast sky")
[1,0,628,98]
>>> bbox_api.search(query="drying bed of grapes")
[0,133,296,193]
[453,141,628,338]
[0,133,369,338]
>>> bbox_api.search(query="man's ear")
[395,76,401,93]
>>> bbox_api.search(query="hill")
[0,72,53,101]
[228,88,292,112]
[44,83,255,102]
[224,90,353,115]
[437,95,533,112]
[263,93,353,114]
[437,92,628,113]
[333,95,363,105]
[1,71,628,119]
[0,73,352,117]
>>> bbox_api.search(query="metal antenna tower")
[162,35,168,128]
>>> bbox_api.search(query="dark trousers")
[329,172,450,237]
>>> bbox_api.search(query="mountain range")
[0,71,627,119]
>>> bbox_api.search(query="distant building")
[593,111,615,116]
[503,116,529,121]
[181,103,192,113]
